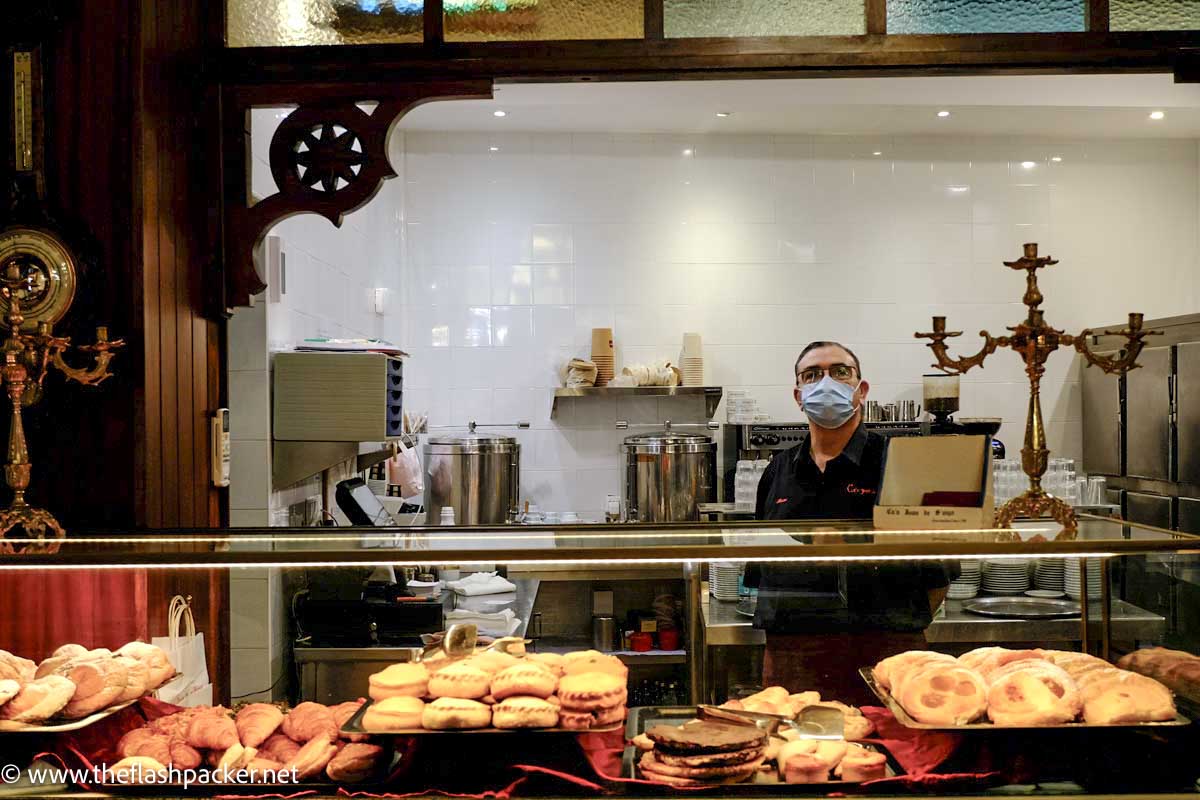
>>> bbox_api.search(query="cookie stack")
[638,721,767,786]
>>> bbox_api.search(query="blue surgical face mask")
[800,375,860,429]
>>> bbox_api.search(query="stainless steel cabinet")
[1081,352,1122,477]
[1177,342,1200,486]
[1126,346,1173,481]
[1126,491,1173,531]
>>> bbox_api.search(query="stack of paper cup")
[591,328,614,387]
[680,332,704,386]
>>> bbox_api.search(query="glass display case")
[1,515,1198,797]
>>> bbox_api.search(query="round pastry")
[631,733,655,751]
[874,651,956,691]
[557,672,627,711]
[362,696,425,732]
[428,662,492,700]
[958,647,1045,680]
[466,651,521,675]
[421,697,491,730]
[53,644,89,660]
[526,652,565,676]
[776,738,847,784]
[882,652,959,695]
[491,664,557,700]
[35,656,72,680]
[1077,668,1175,724]
[115,642,175,689]
[420,651,452,675]
[843,714,874,741]
[740,698,783,715]
[492,696,560,729]
[742,686,789,707]
[60,657,129,719]
[639,750,764,782]
[835,743,887,782]
[369,663,429,701]
[657,745,765,768]
[592,703,627,726]
[0,678,20,706]
[896,664,988,725]
[562,653,628,680]
[986,661,1081,726]
[558,709,597,730]
[113,656,150,704]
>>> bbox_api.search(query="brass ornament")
[0,226,123,555]
[916,243,1159,540]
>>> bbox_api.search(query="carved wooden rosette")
[224,82,493,308]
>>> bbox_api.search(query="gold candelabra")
[0,227,123,554]
[915,243,1159,539]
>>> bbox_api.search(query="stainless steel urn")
[621,431,717,522]
[423,434,520,525]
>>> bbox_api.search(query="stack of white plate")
[1034,558,1066,592]
[982,558,1031,595]
[709,562,741,601]
[947,559,982,600]
[1064,558,1103,600]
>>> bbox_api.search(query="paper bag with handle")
[152,595,212,707]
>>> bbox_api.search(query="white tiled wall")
[232,119,1200,521]
[391,132,1200,518]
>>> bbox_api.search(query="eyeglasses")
[797,363,857,386]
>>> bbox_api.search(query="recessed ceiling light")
[1149,110,1165,120]
[1021,161,1037,169]
[489,146,499,152]
[949,186,969,193]
[1051,156,1063,162]
[715,112,731,118]
[937,110,951,118]
[493,110,507,118]
[682,148,693,156]
[872,151,882,156]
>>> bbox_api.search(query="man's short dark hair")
[794,341,862,381]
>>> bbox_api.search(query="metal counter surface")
[702,595,1165,647]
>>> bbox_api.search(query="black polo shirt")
[745,424,953,633]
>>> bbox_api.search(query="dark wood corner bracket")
[222,80,492,308]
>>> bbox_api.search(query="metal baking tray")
[0,675,185,734]
[622,706,898,788]
[860,667,1191,730]
[341,697,622,735]
[962,596,1081,619]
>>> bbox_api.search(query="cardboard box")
[873,435,995,535]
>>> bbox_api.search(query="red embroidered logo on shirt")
[775,498,789,504]
[846,484,876,496]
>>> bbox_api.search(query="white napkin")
[446,571,517,596]
[445,608,520,638]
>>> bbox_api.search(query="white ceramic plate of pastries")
[0,675,183,734]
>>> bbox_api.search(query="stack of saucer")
[982,558,1031,595]
[680,332,704,386]
[1064,558,1103,600]
[1034,558,1066,592]
[591,327,614,387]
[947,559,982,600]
[709,562,741,601]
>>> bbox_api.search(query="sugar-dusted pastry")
[421,697,492,730]
[283,735,338,781]
[986,661,1081,726]
[115,642,176,690]
[0,650,36,683]
[896,663,988,725]
[362,696,425,731]
[556,672,627,711]
[1077,667,1175,724]
[368,663,428,701]
[874,651,957,692]
[282,702,337,743]
[886,653,961,696]
[492,696,560,729]
[259,732,302,764]
[0,679,20,707]
[236,703,285,747]
[958,647,1045,680]
[52,644,89,660]
[108,756,168,784]
[113,656,150,705]
[35,656,71,680]
[325,742,386,783]
[526,652,565,676]
[490,663,557,700]
[185,708,239,750]
[428,662,491,700]
[60,657,129,718]
[331,699,368,741]
[835,743,887,782]
[0,675,75,723]
[777,738,848,784]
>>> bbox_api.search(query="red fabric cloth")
[0,569,148,659]
[858,706,963,776]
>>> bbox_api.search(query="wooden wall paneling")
[866,0,886,35]
[1087,0,1111,33]
[644,0,664,41]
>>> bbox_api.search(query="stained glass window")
[887,0,1085,33]
[444,0,643,41]
[665,0,865,37]
[1110,0,1200,30]
[227,0,423,47]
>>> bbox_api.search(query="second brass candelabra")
[916,243,1159,539]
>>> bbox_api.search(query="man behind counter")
[745,341,953,703]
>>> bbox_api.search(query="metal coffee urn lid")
[424,434,519,454]
[621,430,715,454]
